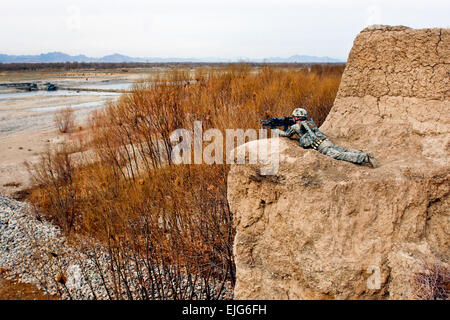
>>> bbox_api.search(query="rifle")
[261,116,295,130]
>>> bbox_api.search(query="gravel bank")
[0,194,233,299]
[0,194,111,299]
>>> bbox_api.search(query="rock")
[228,26,449,299]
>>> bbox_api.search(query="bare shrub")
[27,145,79,233]
[54,107,75,133]
[412,261,449,300]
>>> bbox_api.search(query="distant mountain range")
[0,52,344,63]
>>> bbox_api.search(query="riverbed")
[0,78,136,197]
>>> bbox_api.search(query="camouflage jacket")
[274,119,327,148]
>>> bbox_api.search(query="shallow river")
[0,81,133,111]
[0,82,133,137]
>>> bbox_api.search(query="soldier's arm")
[273,126,296,137]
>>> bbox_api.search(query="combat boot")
[366,152,379,168]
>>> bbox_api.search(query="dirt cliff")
[228,25,449,299]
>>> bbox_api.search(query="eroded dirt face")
[229,26,449,300]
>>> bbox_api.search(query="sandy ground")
[0,94,118,135]
[0,93,115,112]
[0,128,66,197]
[0,74,136,197]
[0,97,114,197]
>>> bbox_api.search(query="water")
[77,82,134,90]
[0,81,131,113]
[0,81,133,100]
[0,89,119,100]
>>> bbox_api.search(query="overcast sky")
[1,0,448,60]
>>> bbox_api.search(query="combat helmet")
[292,108,308,120]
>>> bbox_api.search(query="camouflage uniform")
[274,118,368,165]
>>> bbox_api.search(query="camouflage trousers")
[316,139,368,164]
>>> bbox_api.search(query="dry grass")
[28,64,343,299]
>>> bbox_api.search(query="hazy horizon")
[1,0,449,61]
[0,51,345,62]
